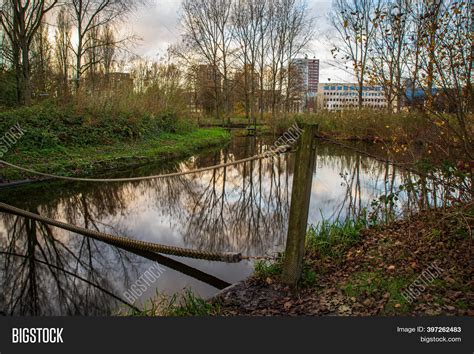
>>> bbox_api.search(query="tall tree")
[233,0,267,126]
[0,0,58,104]
[181,0,233,124]
[283,0,313,114]
[330,0,379,108]
[369,0,412,112]
[428,0,473,157]
[31,21,53,96]
[55,6,72,97]
[68,0,138,90]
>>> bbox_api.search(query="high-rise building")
[291,56,320,112]
[292,56,320,95]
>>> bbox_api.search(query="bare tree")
[31,21,53,96]
[369,0,412,112]
[283,0,313,114]
[102,25,115,77]
[233,0,268,127]
[55,6,72,96]
[83,18,101,90]
[0,0,58,104]
[428,0,473,157]
[267,0,286,117]
[181,0,233,124]
[330,0,379,109]
[67,0,139,90]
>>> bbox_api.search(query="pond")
[0,134,439,315]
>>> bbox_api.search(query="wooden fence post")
[282,122,318,286]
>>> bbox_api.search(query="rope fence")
[2,133,467,266]
[0,202,243,263]
[0,145,290,183]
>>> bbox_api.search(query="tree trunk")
[21,42,32,105]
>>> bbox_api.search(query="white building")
[317,83,388,111]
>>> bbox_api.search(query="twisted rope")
[0,145,290,183]
[0,202,242,263]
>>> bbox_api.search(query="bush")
[0,70,17,108]
[0,102,192,151]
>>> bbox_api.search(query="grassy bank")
[0,103,230,182]
[213,204,473,316]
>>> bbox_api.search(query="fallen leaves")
[216,206,473,317]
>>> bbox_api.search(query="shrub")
[0,102,192,151]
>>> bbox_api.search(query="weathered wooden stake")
[282,122,318,286]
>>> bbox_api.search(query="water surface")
[0,135,427,315]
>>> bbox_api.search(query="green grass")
[1,127,230,181]
[254,255,318,288]
[161,289,220,317]
[306,216,368,260]
[342,271,413,314]
[254,258,283,278]
[253,216,368,286]
[127,289,220,317]
[0,102,231,181]
[0,103,192,148]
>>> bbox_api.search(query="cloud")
[129,0,353,81]
[130,0,183,58]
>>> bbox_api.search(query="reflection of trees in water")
[0,175,234,315]
[308,144,395,221]
[1,137,459,315]
[0,211,123,315]
[315,143,460,223]
[0,181,161,315]
[173,139,290,256]
[131,138,291,256]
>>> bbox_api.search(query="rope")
[0,145,290,183]
[0,202,242,263]
[241,255,279,261]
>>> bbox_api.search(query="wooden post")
[282,122,318,286]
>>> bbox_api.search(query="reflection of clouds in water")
[0,137,432,315]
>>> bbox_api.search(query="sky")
[128,0,353,83]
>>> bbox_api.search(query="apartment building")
[291,56,320,112]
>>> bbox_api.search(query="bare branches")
[178,0,314,122]
[0,0,58,104]
[330,0,379,108]
[67,0,142,89]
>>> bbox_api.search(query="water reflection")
[0,136,460,315]
[0,212,125,315]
